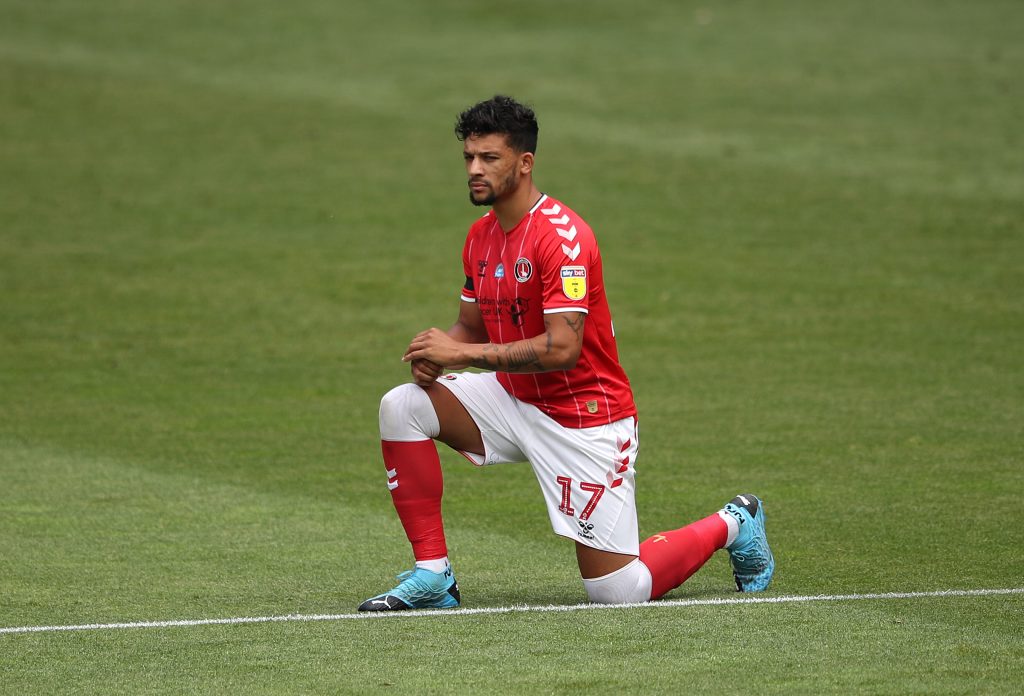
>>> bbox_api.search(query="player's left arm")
[402,311,585,373]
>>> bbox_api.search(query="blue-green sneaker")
[358,566,461,611]
[723,494,775,592]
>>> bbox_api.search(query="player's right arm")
[447,298,488,345]
[411,233,487,387]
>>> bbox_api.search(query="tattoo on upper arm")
[562,313,585,340]
[541,313,584,350]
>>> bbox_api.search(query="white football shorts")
[435,371,640,555]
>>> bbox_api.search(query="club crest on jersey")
[494,263,505,279]
[560,266,587,300]
[514,257,533,283]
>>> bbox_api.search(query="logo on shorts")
[577,519,596,541]
[442,374,457,380]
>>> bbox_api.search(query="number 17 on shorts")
[543,466,639,556]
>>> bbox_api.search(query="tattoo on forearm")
[506,343,543,370]
[472,314,584,374]
[472,342,545,372]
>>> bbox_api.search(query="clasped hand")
[403,328,469,386]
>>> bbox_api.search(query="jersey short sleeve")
[533,207,596,315]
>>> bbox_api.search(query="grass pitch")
[1,0,1022,693]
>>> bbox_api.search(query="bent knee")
[379,383,440,441]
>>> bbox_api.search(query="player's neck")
[493,182,542,233]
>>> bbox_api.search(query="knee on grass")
[582,559,653,604]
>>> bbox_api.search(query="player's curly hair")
[455,95,539,154]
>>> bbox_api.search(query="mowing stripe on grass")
[2,588,1021,635]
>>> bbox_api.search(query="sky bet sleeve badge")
[560,266,587,300]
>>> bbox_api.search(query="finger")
[403,343,424,361]
[410,359,436,377]
[410,368,437,387]
[403,347,426,363]
[410,328,437,343]
[416,359,442,375]
[403,338,429,360]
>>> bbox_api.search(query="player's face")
[463,133,524,207]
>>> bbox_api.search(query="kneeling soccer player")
[358,95,773,611]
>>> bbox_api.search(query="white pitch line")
[2,587,1021,636]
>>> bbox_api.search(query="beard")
[469,189,496,207]
[468,171,518,207]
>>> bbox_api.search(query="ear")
[519,152,534,175]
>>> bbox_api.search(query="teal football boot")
[723,494,775,592]
[358,566,461,611]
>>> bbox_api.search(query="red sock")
[639,513,728,600]
[381,439,447,561]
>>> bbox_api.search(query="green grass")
[2,0,1022,692]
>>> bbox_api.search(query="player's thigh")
[523,412,641,558]
[431,372,528,466]
[423,381,484,455]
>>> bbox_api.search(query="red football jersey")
[459,194,637,428]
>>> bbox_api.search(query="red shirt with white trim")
[460,194,637,428]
